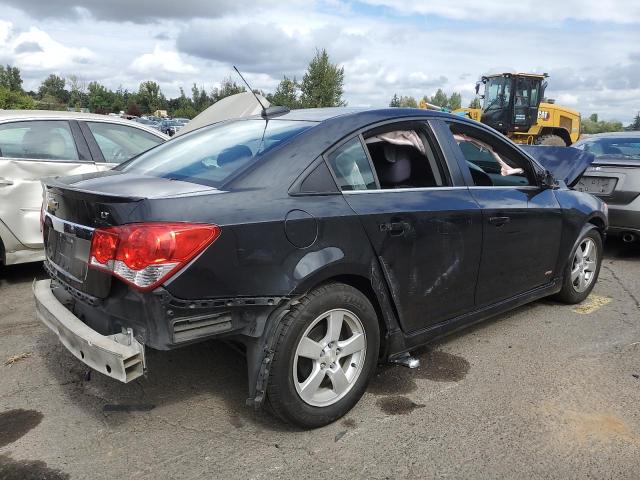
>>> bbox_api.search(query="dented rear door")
[0,120,98,248]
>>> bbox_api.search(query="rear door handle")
[0,177,13,186]
[489,216,510,226]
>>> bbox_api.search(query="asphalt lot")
[0,238,639,479]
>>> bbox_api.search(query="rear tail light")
[89,223,220,291]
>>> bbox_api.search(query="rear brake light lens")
[89,223,220,291]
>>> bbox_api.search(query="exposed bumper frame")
[33,279,145,382]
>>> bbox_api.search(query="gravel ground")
[0,238,638,479]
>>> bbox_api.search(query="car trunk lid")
[42,171,219,298]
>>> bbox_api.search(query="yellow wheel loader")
[454,73,581,146]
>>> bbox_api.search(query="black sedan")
[573,132,640,243]
[35,107,607,428]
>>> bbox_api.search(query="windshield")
[483,77,512,111]
[577,137,640,160]
[118,119,315,187]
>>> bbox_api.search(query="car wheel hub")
[293,308,366,407]
[571,238,597,293]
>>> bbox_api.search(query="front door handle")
[0,177,13,186]
[489,216,511,227]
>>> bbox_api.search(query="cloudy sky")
[1,0,639,122]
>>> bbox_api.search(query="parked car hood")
[45,170,220,200]
[519,145,596,187]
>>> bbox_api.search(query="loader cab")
[478,73,547,135]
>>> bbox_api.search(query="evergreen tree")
[447,92,462,110]
[300,49,345,108]
[271,76,300,109]
[389,94,401,107]
[631,112,640,131]
[429,88,448,108]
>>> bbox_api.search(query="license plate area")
[575,176,617,195]
[45,228,91,283]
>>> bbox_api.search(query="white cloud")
[0,1,639,122]
[130,45,198,78]
[0,20,93,72]
[359,0,640,24]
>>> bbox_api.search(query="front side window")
[326,137,377,191]
[87,122,164,164]
[448,122,532,187]
[0,120,78,161]
[119,119,315,187]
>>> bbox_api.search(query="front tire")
[555,228,603,304]
[266,283,379,428]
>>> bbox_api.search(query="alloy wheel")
[293,308,367,407]
[571,238,598,293]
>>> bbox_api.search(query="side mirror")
[538,169,557,189]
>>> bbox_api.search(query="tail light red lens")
[89,223,220,291]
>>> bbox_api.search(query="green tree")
[0,86,35,109]
[271,76,300,108]
[38,74,68,103]
[469,97,482,109]
[300,49,345,108]
[630,112,640,131]
[212,77,245,102]
[138,81,162,114]
[67,75,87,110]
[87,81,111,113]
[581,113,623,134]
[0,65,23,92]
[447,92,462,110]
[398,96,417,108]
[191,84,211,112]
[389,93,401,107]
[429,88,448,108]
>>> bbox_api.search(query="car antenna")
[233,66,289,119]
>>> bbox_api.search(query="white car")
[0,110,168,266]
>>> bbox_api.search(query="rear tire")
[554,228,603,304]
[536,134,568,146]
[266,283,379,428]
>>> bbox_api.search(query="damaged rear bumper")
[33,279,145,383]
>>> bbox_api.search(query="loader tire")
[536,134,568,146]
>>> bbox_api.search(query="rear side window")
[326,137,377,191]
[119,119,314,187]
[0,120,78,161]
[86,122,163,164]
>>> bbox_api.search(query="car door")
[444,120,562,307]
[325,120,483,333]
[78,121,165,170]
[0,119,97,247]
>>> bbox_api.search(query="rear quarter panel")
[138,190,377,300]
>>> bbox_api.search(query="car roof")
[272,106,453,123]
[0,109,168,138]
[579,131,640,139]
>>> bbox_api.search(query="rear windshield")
[118,119,315,187]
